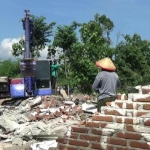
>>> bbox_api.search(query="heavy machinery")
[0,10,53,99]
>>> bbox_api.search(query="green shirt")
[51,64,59,77]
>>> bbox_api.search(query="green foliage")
[0,59,20,77]
[50,24,78,92]
[115,34,150,87]
[31,15,55,49]
[12,38,24,56]
[49,13,115,93]
[65,14,115,93]
[52,25,77,52]
[12,15,56,58]
[47,46,57,59]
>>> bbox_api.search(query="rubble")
[0,92,96,149]
[2,84,149,149]
[30,140,57,150]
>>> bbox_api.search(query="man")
[92,57,121,112]
[51,60,59,91]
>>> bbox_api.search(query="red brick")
[137,97,150,102]
[130,141,150,149]
[126,103,133,109]
[142,89,150,94]
[101,122,107,128]
[117,147,136,150]
[71,126,89,133]
[124,95,128,100]
[56,138,68,144]
[36,107,40,113]
[107,145,114,150]
[58,144,66,150]
[42,115,55,120]
[67,147,78,150]
[92,128,102,135]
[114,103,134,109]
[80,134,100,142]
[108,137,127,146]
[69,139,89,147]
[104,109,124,116]
[117,132,141,140]
[36,115,45,120]
[78,148,93,150]
[144,119,150,126]
[116,117,122,123]
[54,111,61,117]
[143,104,150,110]
[29,115,37,121]
[125,118,133,124]
[92,115,113,122]
[115,102,123,108]
[50,99,57,107]
[136,111,149,117]
[126,125,136,132]
[117,117,140,125]
[70,133,78,139]
[85,122,100,128]
[116,147,125,150]
[43,101,51,109]
[91,143,103,149]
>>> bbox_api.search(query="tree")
[66,13,115,93]
[49,13,115,93]
[0,59,20,77]
[12,15,56,58]
[115,34,150,87]
[49,24,78,93]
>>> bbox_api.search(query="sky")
[0,0,150,60]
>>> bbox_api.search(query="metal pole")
[24,10,31,59]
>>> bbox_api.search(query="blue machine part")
[10,84,25,98]
[34,88,52,96]
[24,77,33,94]
[15,10,53,98]
[19,10,36,97]
[22,78,24,84]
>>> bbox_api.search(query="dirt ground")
[0,143,12,150]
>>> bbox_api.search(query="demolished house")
[0,90,96,150]
[0,86,150,150]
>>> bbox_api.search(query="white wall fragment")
[30,140,58,150]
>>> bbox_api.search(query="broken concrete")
[0,92,96,149]
[2,86,150,149]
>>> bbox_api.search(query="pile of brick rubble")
[0,90,97,150]
[1,85,150,150]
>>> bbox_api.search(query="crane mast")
[20,10,36,96]
[24,10,32,58]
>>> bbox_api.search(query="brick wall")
[56,92,150,150]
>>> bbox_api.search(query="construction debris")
[30,141,57,150]
[1,84,149,149]
[0,92,96,149]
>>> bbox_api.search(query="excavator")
[0,10,53,102]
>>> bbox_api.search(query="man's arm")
[52,64,59,69]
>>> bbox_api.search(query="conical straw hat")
[95,57,116,71]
